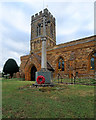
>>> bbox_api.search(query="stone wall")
[20,35,96,80]
[45,35,95,77]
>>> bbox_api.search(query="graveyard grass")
[2,78,95,119]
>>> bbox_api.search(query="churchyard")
[2,78,94,119]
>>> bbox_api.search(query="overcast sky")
[0,0,95,72]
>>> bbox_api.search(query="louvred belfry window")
[37,24,41,36]
[37,26,39,36]
[50,24,53,38]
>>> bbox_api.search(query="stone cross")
[41,15,47,69]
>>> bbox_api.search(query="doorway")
[31,66,37,81]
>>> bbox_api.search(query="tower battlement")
[31,8,55,23]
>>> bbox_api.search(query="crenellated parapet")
[31,8,55,23]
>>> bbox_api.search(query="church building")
[20,8,96,81]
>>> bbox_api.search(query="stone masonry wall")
[20,35,96,80]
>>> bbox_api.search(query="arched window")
[90,52,96,70]
[37,24,41,36]
[39,26,41,35]
[58,57,64,71]
[37,26,39,36]
[91,57,94,70]
[50,24,53,38]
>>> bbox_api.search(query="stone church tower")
[30,8,56,53]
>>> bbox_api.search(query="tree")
[3,58,19,78]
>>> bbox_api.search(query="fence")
[52,73,96,85]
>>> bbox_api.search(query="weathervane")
[43,0,44,9]
[46,5,48,8]
[43,0,48,9]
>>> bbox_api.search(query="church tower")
[30,8,56,53]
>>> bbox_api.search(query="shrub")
[3,58,19,78]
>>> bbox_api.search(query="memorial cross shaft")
[41,15,47,69]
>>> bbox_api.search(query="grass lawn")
[2,78,95,119]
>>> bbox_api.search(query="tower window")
[58,57,64,71]
[37,26,39,36]
[37,24,41,37]
[39,26,41,35]
[50,24,53,38]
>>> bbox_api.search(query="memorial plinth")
[35,69,51,84]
